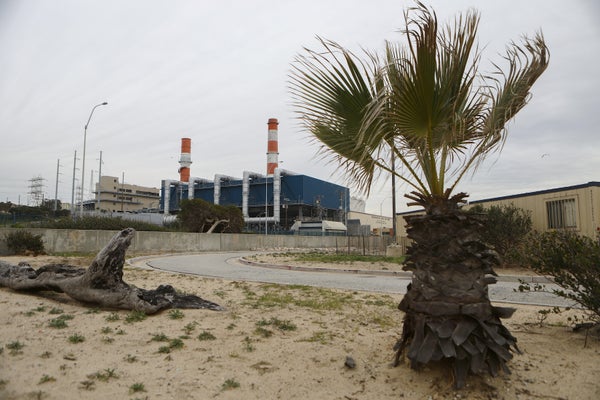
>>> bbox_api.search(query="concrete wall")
[0,228,393,255]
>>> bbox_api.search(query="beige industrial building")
[93,176,160,213]
[395,181,600,240]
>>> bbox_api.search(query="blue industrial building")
[161,169,350,233]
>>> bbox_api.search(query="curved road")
[140,252,571,307]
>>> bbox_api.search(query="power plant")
[160,118,350,233]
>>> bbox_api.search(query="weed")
[101,326,113,334]
[168,309,185,319]
[116,329,126,335]
[23,311,36,317]
[125,310,147,324]
[0,379,7,389]
[124,354,138,363]
[243,336,255,352]
[48,307,64,315]
[40,351,52,359]
[214,290,226,298]
[151,333,169,342]
[254,327,273,338]
[68,334,85,344]
[88,368,119,382]
[183,321,197,335]
[85,308,101,314]
[101,336,114,344]
[105,312,120,322]
[226,323,236,330]
[129,382,146,394]
[221,378,240,390]
[169,338,184,349]
[6,340,24,355]
[157,346,171,354]
[79,380,95,390]
[38,374,56,384]
[197,331,216,341]
[48,314,73,329]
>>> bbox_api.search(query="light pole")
[80,102,108,217]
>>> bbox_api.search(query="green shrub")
[468,204,532,264]
[3,230,45,255]
[525,230,600,323]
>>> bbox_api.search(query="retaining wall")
[0,228,394,255]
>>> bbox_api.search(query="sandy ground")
[1,254,599,400]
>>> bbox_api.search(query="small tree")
[468,204,532,264]
[178,199,244,233]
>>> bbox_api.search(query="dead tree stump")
[0,228,223,313]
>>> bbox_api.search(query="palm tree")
[289,2,548,388]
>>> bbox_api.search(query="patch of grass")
[48,307,64,315]
[256,317,297,331]
[38,374,56,384]
[105,312,120,322]
[253,284,356,311]
[197,331,216,341]
[129,382,146,394]
[158,345,171,354]
[68,333,85,344]
[226,323,236,330]
[213,290,226,298]
[221,378,240,390]
[302,331,334,345]
[101,336,114,344]
[48,314,74,329]
[125,310,147,324]
[100,326,113,334]
[85,307,101,314]
[168,309,185,319]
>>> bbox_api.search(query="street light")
[80,102,108,217]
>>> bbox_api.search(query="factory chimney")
[266,118,279,176]
[179,138,192,182]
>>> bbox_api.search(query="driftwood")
[0,228,223,314]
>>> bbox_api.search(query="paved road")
[140,252,572,307]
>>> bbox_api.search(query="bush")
[525,230,600,323]
[3,230,45,255]
[468,204,532,264]
[178,199,243,233]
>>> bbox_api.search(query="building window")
[546,198,577,229]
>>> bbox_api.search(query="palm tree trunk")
[393,206,519,388]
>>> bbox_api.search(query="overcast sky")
[1,0,598,215]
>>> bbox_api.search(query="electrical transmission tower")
[28,176,45,206]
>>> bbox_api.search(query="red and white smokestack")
[266,118,279,176]
[179,137,192,182]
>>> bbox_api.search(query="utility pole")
[54,159,60,212]
[71,150,77,216]
[97,151,103,212]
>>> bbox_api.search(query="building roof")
[397,181,599,215]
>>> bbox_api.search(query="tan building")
[94,176,160,213]
[395,182,600,240]
[347,210,393,236]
